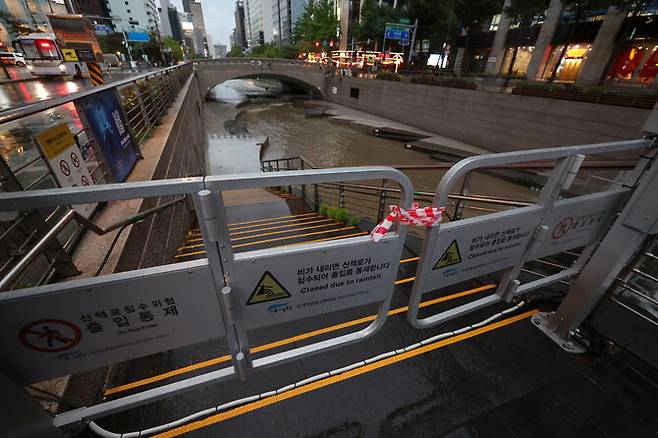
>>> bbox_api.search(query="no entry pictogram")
[18,319,82,353]
[552,217,574,240]
[70,151,80,168]
[59,160,71,176]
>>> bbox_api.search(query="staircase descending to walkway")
[175,188,368,261]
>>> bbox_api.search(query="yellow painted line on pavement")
[232,226,357,249]
[179,222,346,250]
[279,231,369,247]
[228,212,319,228]
[231,222,344,242]
[103,284,496,396]
[155,309,537,437]
[187,219,337,243]
[174,250,206,259]
[400,256,420,264]
[230,218,336,237]
[189,213,322,235]
[175,232,368,259]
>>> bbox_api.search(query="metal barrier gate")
[1,138,657,435]
[0,167,412,432]
[406,139,655,331]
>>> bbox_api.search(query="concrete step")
[175,216,365,261]
[405,135,491,160]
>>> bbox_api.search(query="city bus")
[16,15,103,78]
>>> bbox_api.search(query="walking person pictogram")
[18,319,82,353]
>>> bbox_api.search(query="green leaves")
[292,0,339,51]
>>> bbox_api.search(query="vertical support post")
[338,184,345,208]
[314,183,320,211]
[377,180,388,223]
[452,172,472,221]
[300,159,306,203]
[496,155,581,301]
[541,145,658,341]
[113,88,143,159]
[133,84,152,134]
[193,189,252,380]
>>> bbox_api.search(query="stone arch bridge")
[193,59,328,98]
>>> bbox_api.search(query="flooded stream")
[205,79,538,203]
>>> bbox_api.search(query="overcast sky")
[169,0,235,47]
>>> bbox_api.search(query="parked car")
[0,52,26,66]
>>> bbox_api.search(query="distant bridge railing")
[193,58,321,69]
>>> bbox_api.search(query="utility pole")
[407,18,418,67]
[122,31,135,68]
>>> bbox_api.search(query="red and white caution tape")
[370,202,446,242]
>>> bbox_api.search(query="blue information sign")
[126,31,150,42]
[76,89,138,182]
[385,26,410,41]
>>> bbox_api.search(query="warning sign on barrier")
[247,272,291,305]
[423,206,542,291]
[234,236,401,330]
[35,123,95,217]
[535,189,628,258]
[0,260,225,383]
[434,240,461,269]
[19,319,82,353]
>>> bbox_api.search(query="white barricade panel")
[422,206,543,292]
[233,235,401,330]
[535,189,629,259]
[0,260,225,383]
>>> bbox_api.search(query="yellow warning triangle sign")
[247,271,291,305]
[433,240,462,269]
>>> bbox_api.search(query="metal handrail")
[261,155,639,171]
[0,197,185,291]
[0,63,192,125]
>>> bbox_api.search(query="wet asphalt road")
[0,67,142,111]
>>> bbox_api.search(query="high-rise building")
[180,12,196,51]
[158,0,173,37]
[245,0,272,47]
[71,0,113,29]
[234,1,248,49]
[182,0,207,55]
[106,0,159,34]
[272,0,330,46]
[271,0,290,45]
[0,0,69,44]
[214,44,227,58]
[168,7,184,42]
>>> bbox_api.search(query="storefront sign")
[75,89,138,182]
[35,123,95,216]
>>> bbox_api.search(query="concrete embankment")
[326,75,650,158]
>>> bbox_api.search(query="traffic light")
[315,41,320,48]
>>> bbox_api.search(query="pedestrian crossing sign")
[247,271,291,305]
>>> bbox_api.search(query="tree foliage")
[228,45,245,57]
[292,0,339,52]
[162,36,184,62]
[351,0,399,49]
[504,0,551,23]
